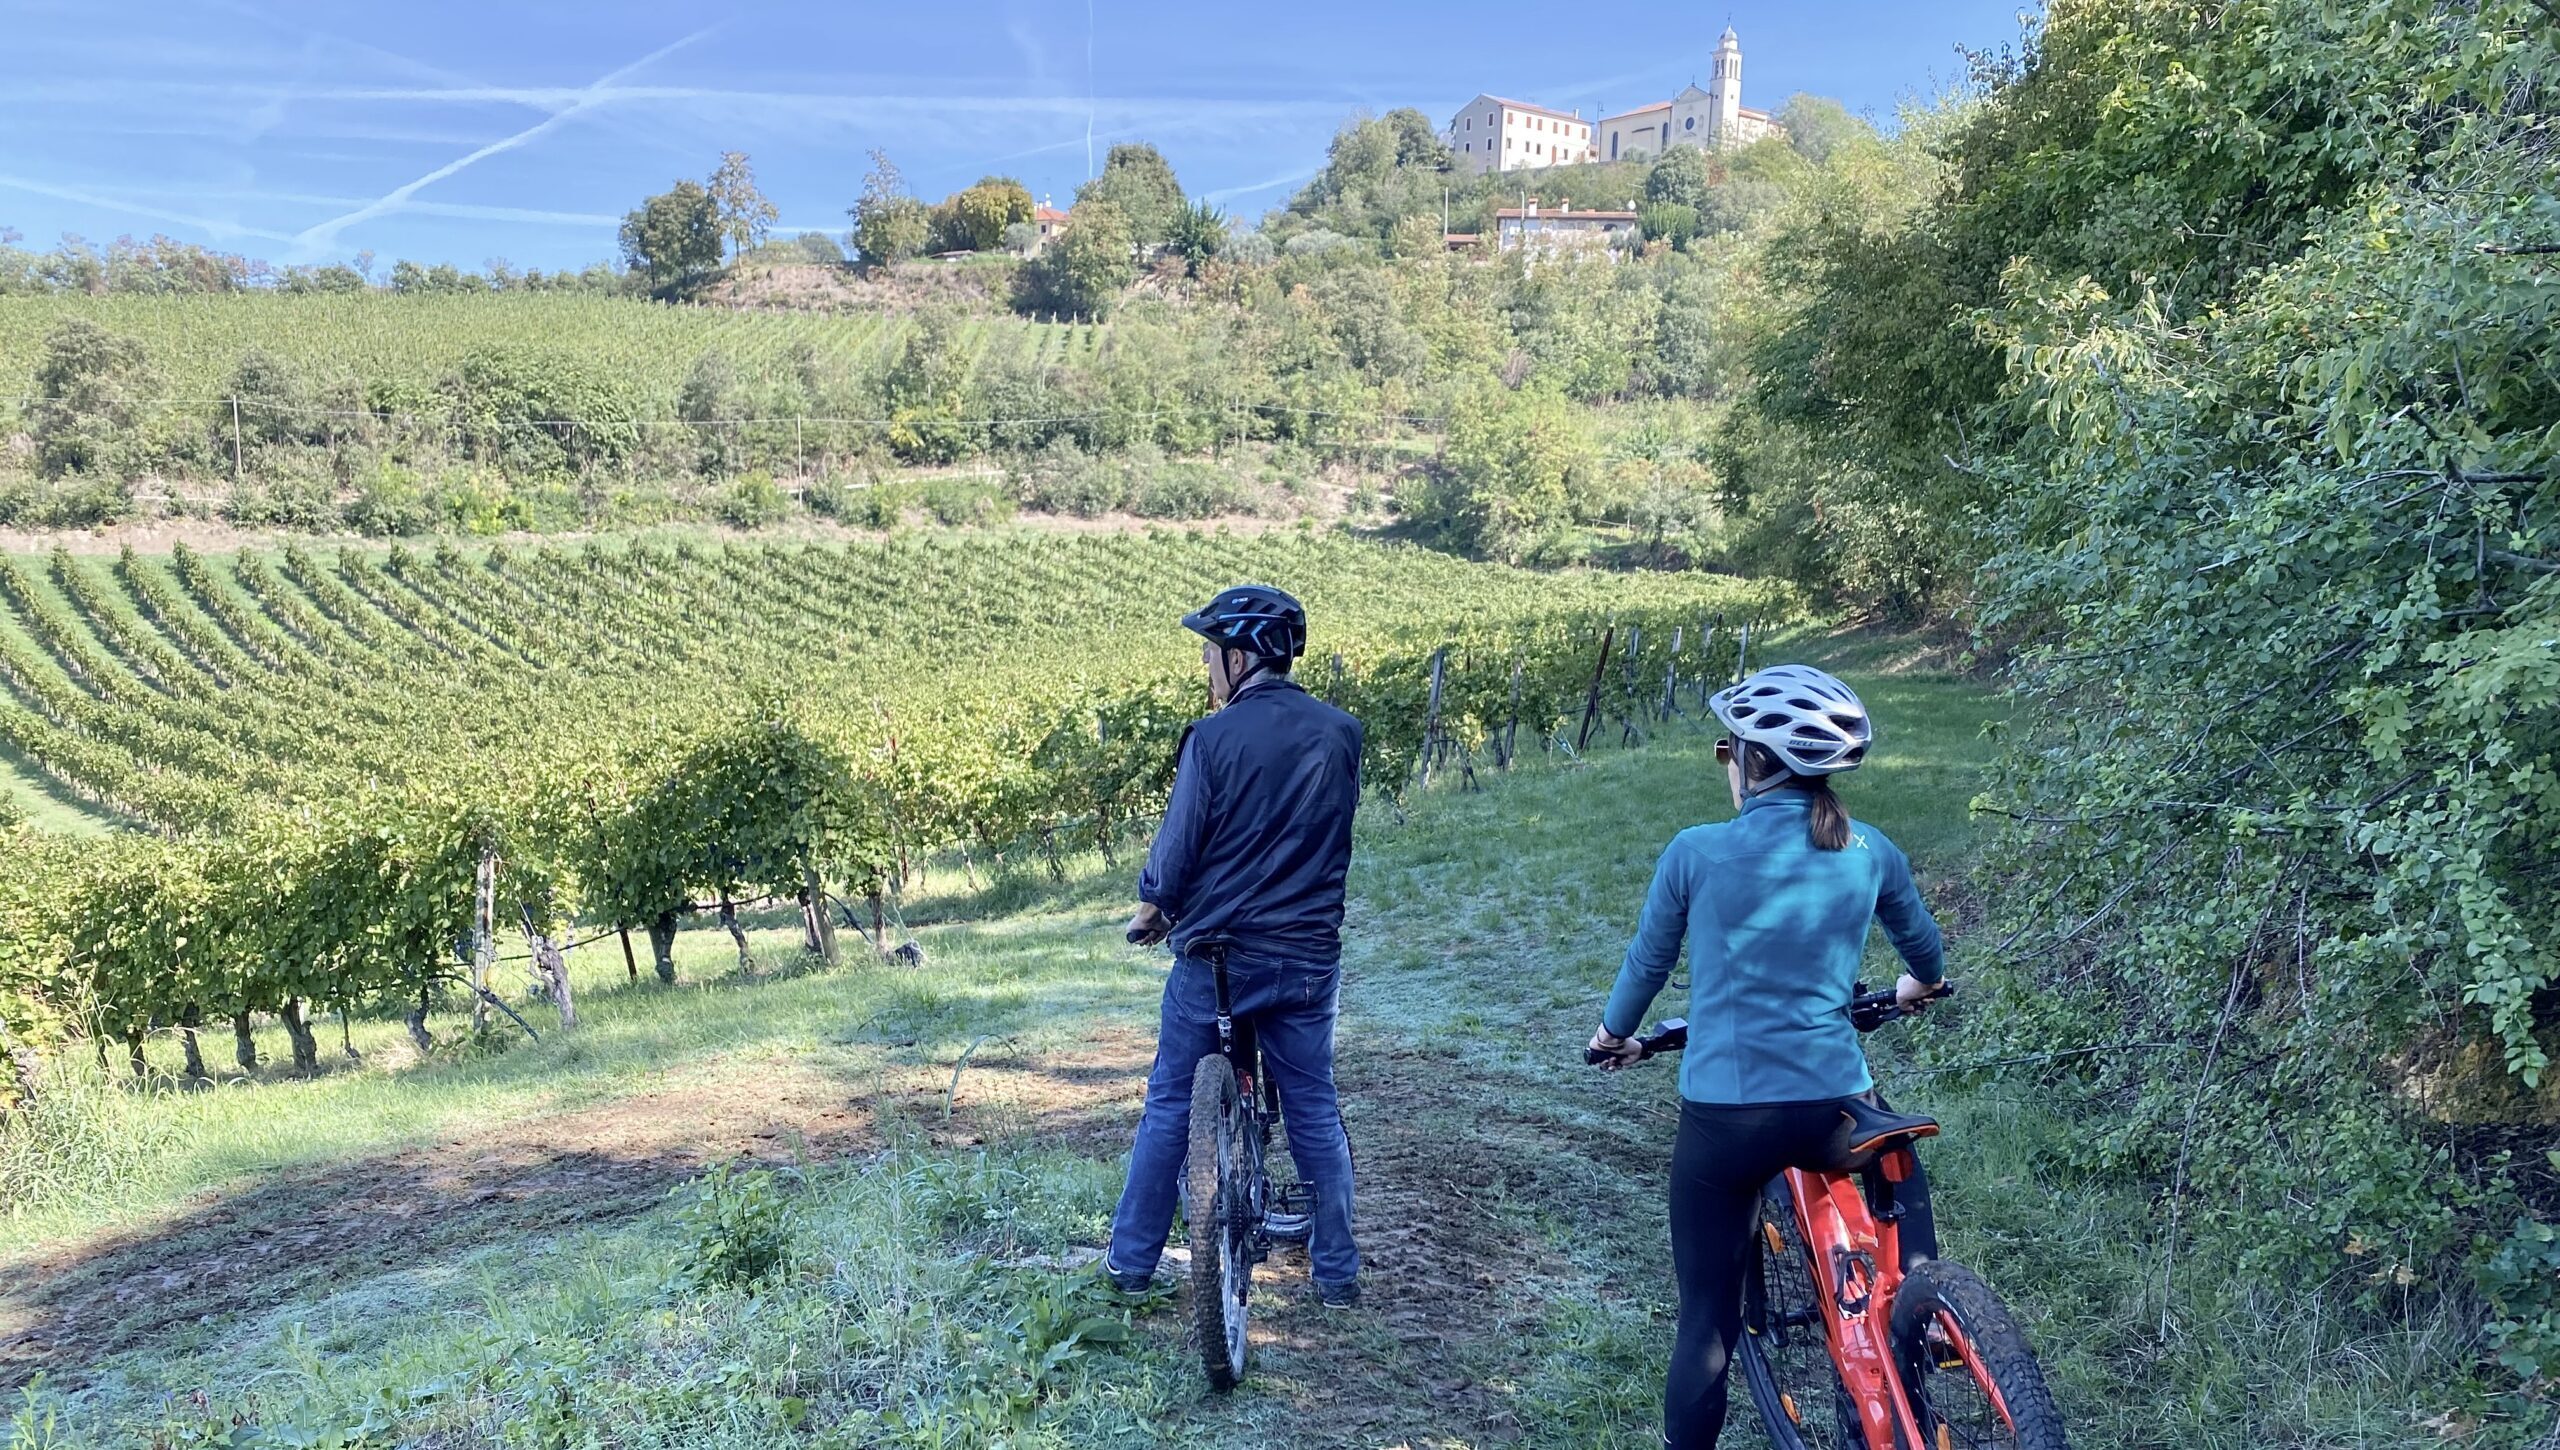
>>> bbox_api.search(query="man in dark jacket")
[1106,584,1365,1306]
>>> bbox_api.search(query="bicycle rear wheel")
[1890,1259,2070,1450]
[1739,1177,1860,1450]
[1184,1053,1253,1391]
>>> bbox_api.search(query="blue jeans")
[1106,950,1360,1287]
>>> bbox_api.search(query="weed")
[673,1158,797,1290]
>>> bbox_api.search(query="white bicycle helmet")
[1710,664,1872,778]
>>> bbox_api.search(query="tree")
[1644,146,1712,210]
[1419,383,1594,561]
[1167,201,1229,276]
[1076,143,1186,250]
[619,180,724,293]
[1639,202,1700,246]
[707,151,779,261]
[1020,200,1135,317]
[848,150,929,267]
[1773,94,1867,164]
[1280,109,1459,240]
[936,176,1035,252]
[33,320,152,478]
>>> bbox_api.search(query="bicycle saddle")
[1839,1096,1939,1156]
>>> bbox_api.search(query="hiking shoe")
[1101,1261,1155,1295]
[1315,1279,1361,1309]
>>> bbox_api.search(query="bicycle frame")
[1777,1147,2012,1450]
[1201,945,1312,1254]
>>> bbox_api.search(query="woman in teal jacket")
[1589,664,1948,1449]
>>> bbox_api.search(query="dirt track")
[0,1015,1637,1448]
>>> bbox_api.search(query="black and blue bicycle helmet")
[1181,584,1307,663]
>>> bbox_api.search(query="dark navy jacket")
[1139,677,1363,963]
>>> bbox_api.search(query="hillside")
[1,634,2466,1446]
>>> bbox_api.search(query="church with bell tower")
[1593,26,1782,164]
[1443,23,1786,176]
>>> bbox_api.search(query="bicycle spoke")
[1909,1316,2016,1449]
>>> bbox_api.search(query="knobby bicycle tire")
[1185,1053,1251,1392]
[1739,1177,1861,1450]
[1890,1259,2070,1450]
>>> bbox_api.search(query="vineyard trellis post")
[1620,625,1643,746]
[1699,616,1720,711]
[618,925,638,982]
[229,397,243,482]
[1733,618,1752,682]
[1664,626,1684,719]
[1575,624,1616,754]
[469,846,497,1036]
[1418,647,1448,789]
[1500,657,1523,769]
[719,890,751,975]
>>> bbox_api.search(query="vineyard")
[0,530,1777,1094]
[0,292,1108,404]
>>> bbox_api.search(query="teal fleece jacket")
[1602,790,1944,1105]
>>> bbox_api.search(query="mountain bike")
[1182,943,1316,1392]
[1597,986,2070,1450]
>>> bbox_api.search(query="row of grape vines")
[0,532,1781,1081]
[0,293,1106,403]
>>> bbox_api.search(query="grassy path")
[4,632,2053,1448]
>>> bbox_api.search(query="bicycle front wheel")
[1184,1053,1253,1392]
[1739,1177,1860,1450]
[1890,1258,2070,1450]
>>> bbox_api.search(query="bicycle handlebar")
[1584,982,1954,1066]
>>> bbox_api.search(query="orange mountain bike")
[1609,988,2069,1450]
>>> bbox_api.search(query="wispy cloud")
[0,174,292,243]
[1202,168,1315,205]
[288,27,716,255]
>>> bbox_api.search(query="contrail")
[291,26,715,255]
[0,174,294,243]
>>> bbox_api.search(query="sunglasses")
[1715,738,1735,765]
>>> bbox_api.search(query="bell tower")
[1708,25,1743,141]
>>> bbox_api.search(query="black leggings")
[1664,1097,1939,1449]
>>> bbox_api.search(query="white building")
[1445,95,1599,176]
[1494,203,1639,256]
[1596,27,1780,163]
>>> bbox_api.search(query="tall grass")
[0,1060,186,1228]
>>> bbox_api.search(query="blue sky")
[0,0,2035,273]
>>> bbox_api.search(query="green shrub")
[716,470,792,528]
[31,321,155,480]
[1012,440,1126,517]
[0,473,133,529]
[673,1159,795,1289]
[444,345,643,478]
[220,465,340,532]
[2482,1215,2560,1383]
[345,461,434,537]
[1128,460,1244,520]
[919,479,1011,527]
[803,474,849,519]
[847,482,907,530]
[430,472,532,535]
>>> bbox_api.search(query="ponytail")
[1807,777,1851,851]
[1740,742,1853,849]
